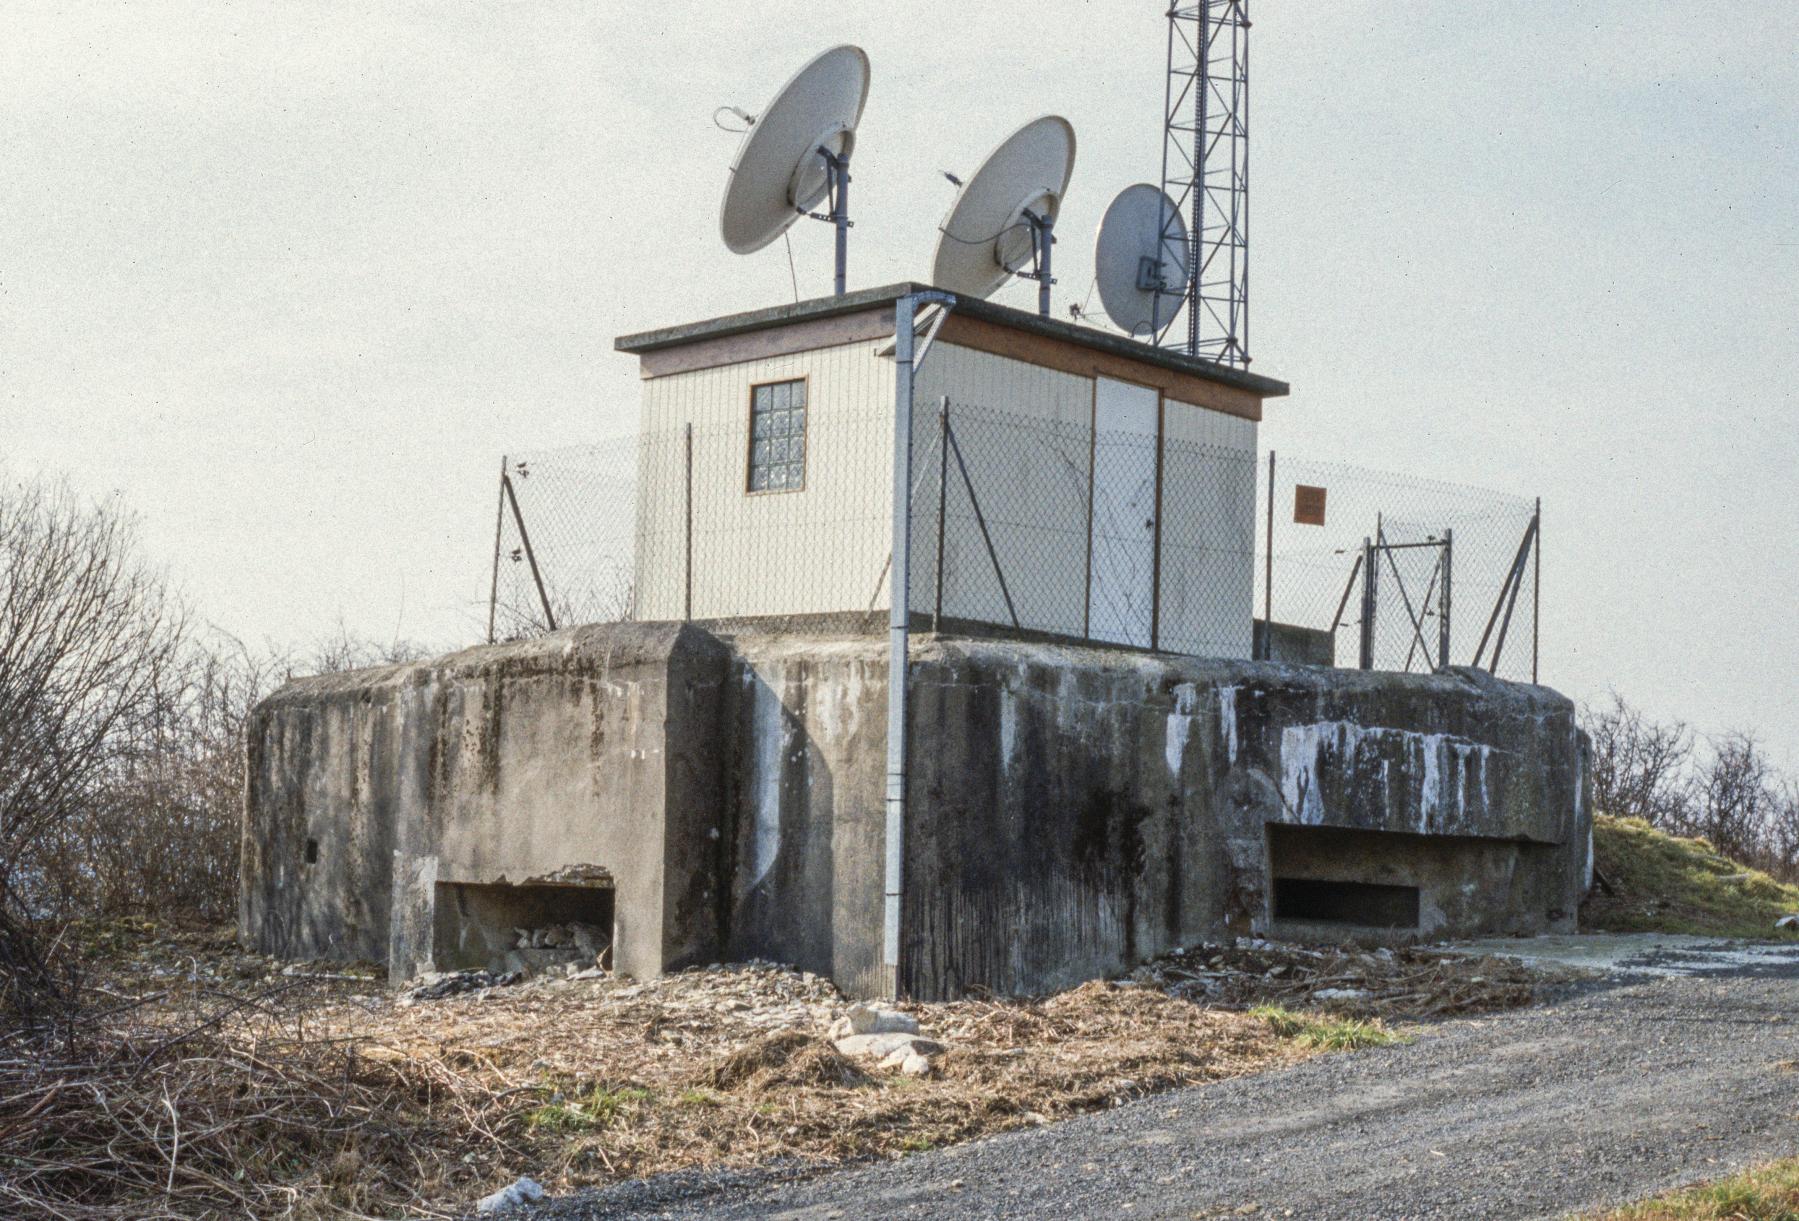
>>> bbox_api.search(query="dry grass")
[1586,1158,1799,1220]
[1583,815,1799,940]
[0,920,1534,1219]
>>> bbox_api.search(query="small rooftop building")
[616,283,1288,656]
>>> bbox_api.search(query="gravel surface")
[542,946,1799,1220]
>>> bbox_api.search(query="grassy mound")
[1591,1156,1799,1219]
[1582,814,1799,939]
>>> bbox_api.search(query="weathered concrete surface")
[717,633,890,1000]
[243,625,1588,1001]
[241,622,730,982]
[899,640,1589,998]
[1252,620,1336,667]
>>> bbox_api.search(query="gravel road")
[544,942,1799,1220]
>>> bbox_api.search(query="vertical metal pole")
[1531,499,1541,684]
[1357,534,1376,670]
[1189,0,1208,357]
[683,423,693,622]
[1439,528,1453,671]
[503,474,556,633]
[1036,216,1054,318]
[933,397,949,631]
[1262,450,1275,659]
[883,294,918,998]
[1150,397,1165,651]
[487,456,506,644]
[832,154,850,298]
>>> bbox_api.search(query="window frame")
[743,374,810,495]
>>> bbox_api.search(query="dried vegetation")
[0,920,1560,1219]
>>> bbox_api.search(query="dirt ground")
[1,921,1567,1219]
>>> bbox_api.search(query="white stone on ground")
[844,1002,919,1036]
[835,1032,944,1060]
[476,1175,545,1213]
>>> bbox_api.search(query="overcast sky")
[4,2,1796,764]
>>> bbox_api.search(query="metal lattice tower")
[1156,1,1250,367]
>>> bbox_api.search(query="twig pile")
[1129,940,1547,1018]
[0,982,513,1220]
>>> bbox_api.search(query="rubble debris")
[403,969,523,1003]
[476,1175,546,1213]
[899,1051,935,1078]
[834,1032,944,1061]
[1121,937,1549,1019]
[828,1002,919,1039]
[492,921,611,978]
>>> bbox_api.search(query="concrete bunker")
[241,289,1588,1000]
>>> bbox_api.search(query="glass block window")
[748,379,807,492]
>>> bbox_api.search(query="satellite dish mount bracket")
[1009,207,1058,318]
[798,147,854,297]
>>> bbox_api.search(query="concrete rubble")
[496,921,612,978]
[828,1003,945,1076]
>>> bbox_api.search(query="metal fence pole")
[1150,401,1166,652]
[1263,450,1275,659]
[1532,499,1541,684]
[487,456,506,644]
[683,422,693,622]
[1439,528,1453,671]
[1358,534,1377,670]
[933,397,949,631]
[502,471,556,633]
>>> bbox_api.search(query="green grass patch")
[1588,1156,1799,1219]
[525,1085,654,1133]
[1250,1005,1405,1051]
[1583,815,1799,940]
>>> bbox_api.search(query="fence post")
[933,397,949,631]
[502,471,556,633]
[1263,450,1275,660]
[1439,528,1453,671]
[487,455,506,644]
[1531,499,1541,684]
[683,423,693,622]
[1150,399,1166,652]
[1358,535,1377,670]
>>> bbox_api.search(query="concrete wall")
[897,640,1589,998]
[242,623,730,982]
[244,623,1589,1002]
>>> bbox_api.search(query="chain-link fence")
[492,413,897,641]
[1258,457,1539,681]
[488,407,1540,683]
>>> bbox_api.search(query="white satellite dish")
[1093,183,1190,338]
[719,45,871,296]
[931,116,1076,316]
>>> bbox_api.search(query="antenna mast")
[1156,2,1249,367]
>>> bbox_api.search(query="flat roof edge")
[614,282,1289,399]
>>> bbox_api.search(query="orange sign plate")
[1294,485,1327,526]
